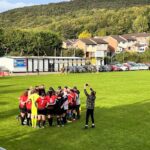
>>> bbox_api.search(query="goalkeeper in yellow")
[28,89,39,128]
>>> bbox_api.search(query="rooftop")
[111,35,126,42]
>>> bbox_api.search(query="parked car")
[123,63,130,70]
[137,63,149,70]
[65,65,97,73]
[116,64,128,71]
[145,63,150,70]
[90,65,97,72]
[129,64,139,71]
[110,65,120,71]
[82,65,97,72]
[99,65,112,72]
[77,66,86,73]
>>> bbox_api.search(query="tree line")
[0,4,150,39]
[0,29,84,57]
[106,50,150,64]
[0,0,150,58]
[0,29,62,56]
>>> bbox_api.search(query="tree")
[56,22,82,39]
[1,29,62,56]
[96,28,107,36]
[62,48,84,57]
[132,15,149,32]
[0,28,5,56]
[29,31,62,56]
[114,50,150,63]
[115,52,140,63]
[78,30,92,39]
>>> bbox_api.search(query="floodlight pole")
[122,50,125,63]
[54,48,57,57]
[111,53,115,64]
[74,49,76,57]
[61,49,63,57]
[37,47,40,75]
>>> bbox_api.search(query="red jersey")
[46,95,57,105]
[26,101,32,110]
[36,97,47,109]
[68,92,76,105]
[19,95,28,108]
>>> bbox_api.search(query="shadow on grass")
[0,108,19,120]
[0,88,24,95]
[1,101,150,150]
[0,101,10,105]
[0,84,17,88]
[0,77,12,80]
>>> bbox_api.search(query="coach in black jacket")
[84,84,96,129]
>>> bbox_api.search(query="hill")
[0,0,150,39]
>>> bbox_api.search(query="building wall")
[95,51,106,57]
[97,44,108,51]
[118,41,137,51]
[62,42,67,49]
[106,37,118,52]
[0,57,86,73]
[136,37,150,45]
[0,57,28,72]
[62,42,75,49]
[85,44,107,52]
[75,40,86,50]
[0,57,13,71]
[75,40,108,66]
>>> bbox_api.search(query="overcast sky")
[0,0,69,13]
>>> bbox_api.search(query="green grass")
[1,71,150,150]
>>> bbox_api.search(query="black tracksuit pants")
[85,109,94,125]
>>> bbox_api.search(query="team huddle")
[19,85,81,128]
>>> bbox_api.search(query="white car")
[116,64,128,71]
[137,63,149,70]
[129,64,139,71]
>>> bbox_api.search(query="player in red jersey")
[36,92,47,128]
[19,90,28,125]
[26,99,32,126]
[68,89,77,121]
[46,89,57,126]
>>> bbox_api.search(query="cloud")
[0,0,34,13]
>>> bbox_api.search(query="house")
[107,33,150,54]
[120,35,137,51]
[62,39,77,49]
[75,38,108,66]
[106,35,137,53]
[124,33,150,52]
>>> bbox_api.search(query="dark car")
[99,65,112,72]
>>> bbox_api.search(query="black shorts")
[76,105,80,110]
[62,109,67,114]
[46,109,54,115]
[69,105,76,110]
[19,106,26,113]
[55,109,63,115]
[27,109,31,114]
[38,109,46,115]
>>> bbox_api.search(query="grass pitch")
[1,71,150,150]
